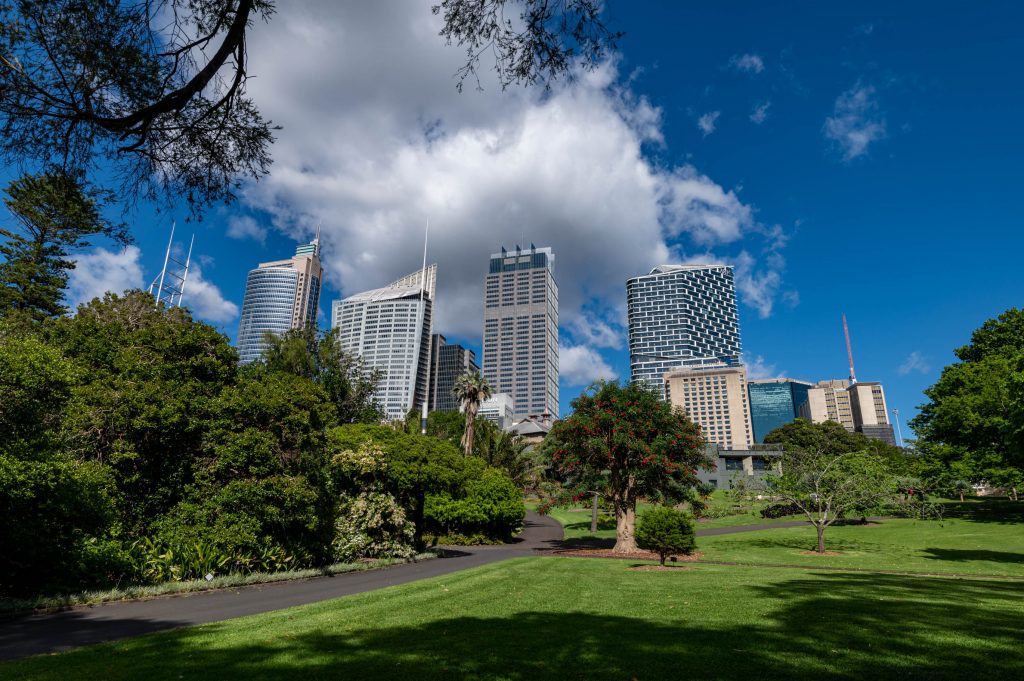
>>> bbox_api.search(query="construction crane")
[842,313,857,384]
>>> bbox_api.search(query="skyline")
[50,0,1023,429]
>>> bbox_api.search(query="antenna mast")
[842,313,857,384]
[148,222,194,309]
[419,219,430,435]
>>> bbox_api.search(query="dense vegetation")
[0,292,523,598]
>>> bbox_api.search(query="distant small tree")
[635,507,696,566]
[759,449,897,553]
[952,479,972,503]
[452,371,492,457]
[542,381,710,553]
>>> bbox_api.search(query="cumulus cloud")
[729,53,765,74]
[568,315,624,350]
[742,353,782,379]
[897,351,931,376]
[750,100,771,124]
[227,215,267,244]
[68,246,146,309]
[697,110,720,136]
[235,1,787,340]
[68,246,238,324]
[823,82,887,161]
[560,344,616,386]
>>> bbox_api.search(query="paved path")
[0,514,809,661]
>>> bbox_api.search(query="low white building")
[478,393,515,430]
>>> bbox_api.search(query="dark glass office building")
[747,378,812,443]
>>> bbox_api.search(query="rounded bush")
[635,506,696,565]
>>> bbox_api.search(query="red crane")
[843,313,857,384]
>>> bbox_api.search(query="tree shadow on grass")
[6,572,1023,681]
[922,548,1024,565]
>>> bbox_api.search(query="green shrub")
[425,467,525,542]
[635,506,696,566]
[334,490,416,562]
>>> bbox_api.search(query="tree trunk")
[591,493,599,533]
[959,492,964,502]
[815,523,826,554]
[659,552,666,567]
[613,502,637,553]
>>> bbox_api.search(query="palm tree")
[452,371,492,456]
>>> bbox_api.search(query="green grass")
[698,516,1024,576]
[5,557,1023,680]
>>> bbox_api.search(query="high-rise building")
[482,246,559,419]
[627,264,741,394]
[237,234,323,364]
[427,334,479,412]
[800,379,896,445]
[332,265,437,422]
[478,393,515,430]
[747,378,814,443]
[664,362,753,450]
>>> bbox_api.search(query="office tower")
[747,378,814,443]
[332,265,437,422]
[482,246,559,419]
[428,333,479,412]
[627,264,741,394]
[664,362,753,450]
[478,393,515,430]
[237,234,323,364]
[800,379,896,445]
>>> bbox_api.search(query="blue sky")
[54,1,1022,437]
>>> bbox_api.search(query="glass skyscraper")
[626,264,741,393]
[332,265,436,422]
[747,378,813,443]
[428,333,479,412]
[482,246,559,418]
[236,236,323,364]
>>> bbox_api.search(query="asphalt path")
[0,513,810,661]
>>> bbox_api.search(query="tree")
[433,0,623,91]
[912,309,1024,485]
[0,172,127,319]
[635,507,696,566]
[759,449,897,553]
[453,371,492,456]
[0,0,276,213]
[542,381,710,553]
[261,325,384,424]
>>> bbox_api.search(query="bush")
[760,501,804,519]
[334,491,416,562]
[635,507,696,566]
[425,468,525,543]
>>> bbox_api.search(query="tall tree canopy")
[452,370,492,456]
[0,171,127,319]
[542,381,710,552]
[911,308,1024,482]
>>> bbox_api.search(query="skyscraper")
[428,333,479,412]
[664,362,754,450]
[482,246,559,419]
[332,265,436,422]
[799,379,896,445]
[627,264,741,393]
[236,234,323,364]
[747,378,813,443]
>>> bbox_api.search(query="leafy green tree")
[635,507,696,566]
[542,381,710,553]
[50,291,238,534]
[912,308,1024,485]
[0,172,127,319]
[452,370,492,456]
[261,325,384,424]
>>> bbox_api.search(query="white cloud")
[68,246,146,309]
[750,100,771,124]
[897,351,930,376]
[227,215,267,244]
[68,246,238,324]
[697,110,720,136]
[729,54,765,74]
[568,315,624,350]
[235,1,787,339]
[742,353,783,379]
[731,251,782,319]
[560,344,616,386]
[823,82,887,161]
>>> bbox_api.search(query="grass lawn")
[698,515,1024,576]
[5,557,1023,680]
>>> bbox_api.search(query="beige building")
[664,364,753,450]
[800,379,896,445]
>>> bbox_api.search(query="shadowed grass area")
[3,557,1022,680]
[698,517,1024,576]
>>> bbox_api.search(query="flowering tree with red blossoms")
[540,381,712,552]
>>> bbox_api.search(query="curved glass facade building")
[236,238,323,364]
